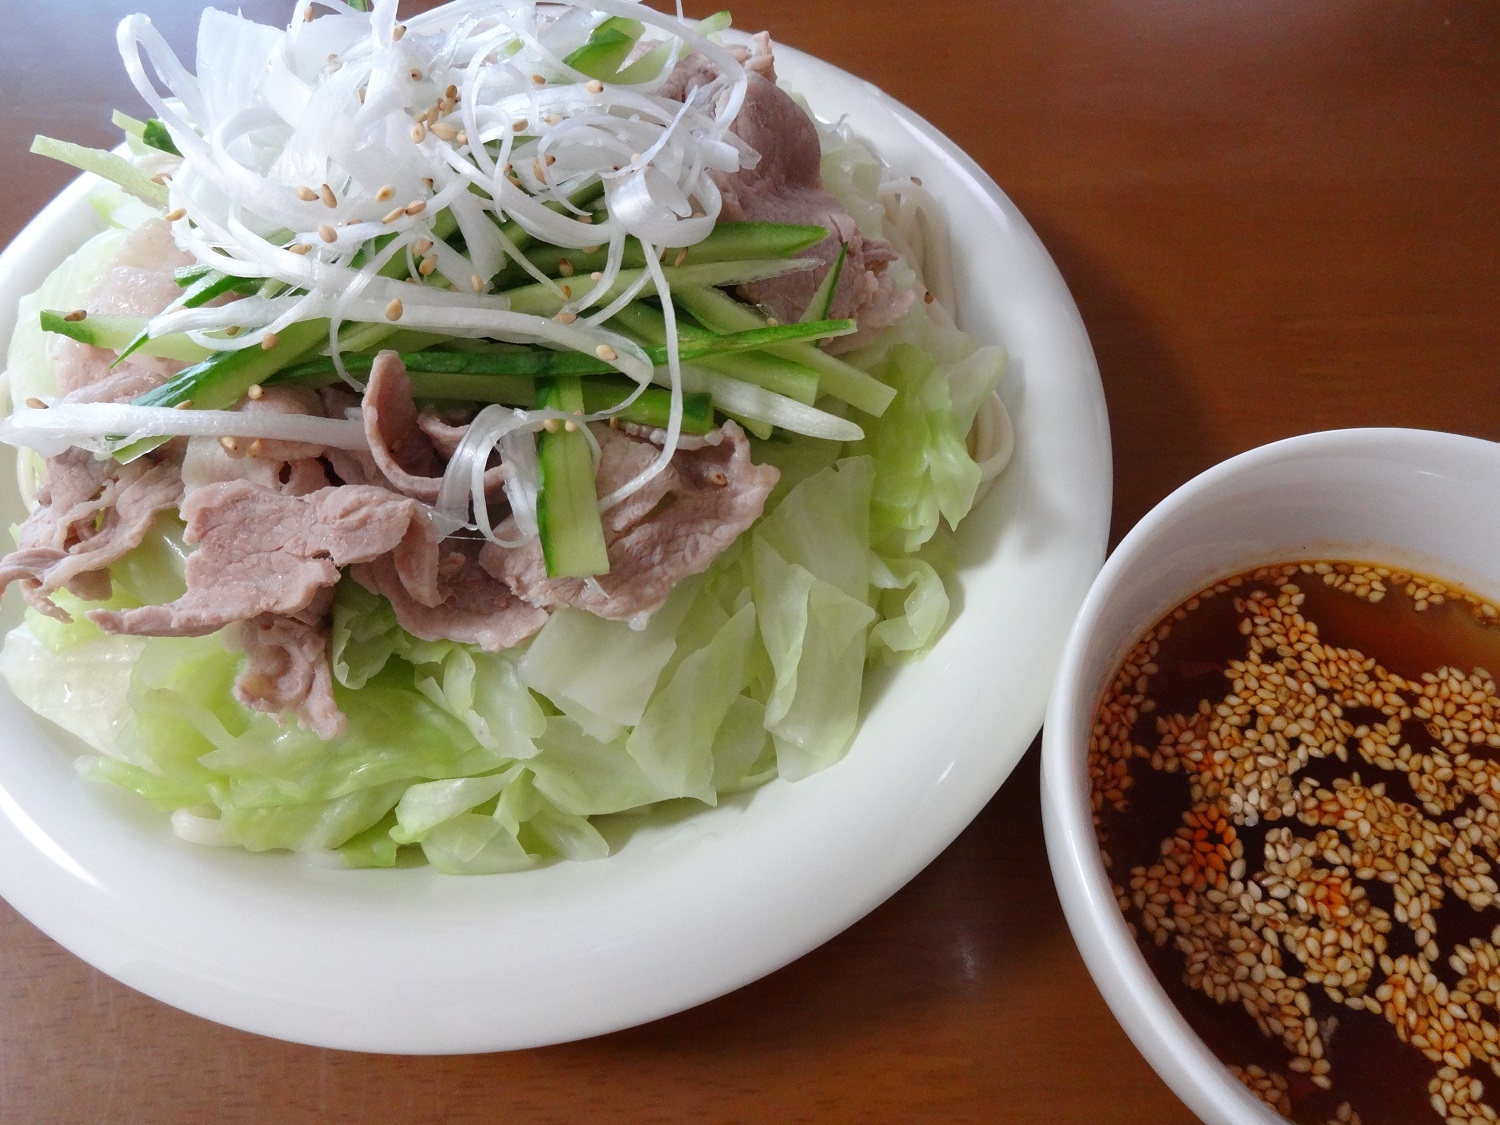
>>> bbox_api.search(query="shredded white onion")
[108,0,759,528]
[0,402,370,459]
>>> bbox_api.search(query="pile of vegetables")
[0,0,1009,874]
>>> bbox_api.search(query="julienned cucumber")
[516,222,828,280]
[534,378,610,579]
[39,310,209,364]
[133,318,331,412]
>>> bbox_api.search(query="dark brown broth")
[1091,561,1500,1125]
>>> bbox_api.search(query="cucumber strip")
[718,409,773,440]
[562,21,640,80]
[112,111,147,139]
[534,378,609,578]
[278,349,612,382]
[492,182,607,260]
[132,317,330,412]
[672,283,896,417]
[276,319,847,389]
[519,223,827,279]
[31,136,168,207]
[799,242,847,323]
[40,310,209,364]
[270,358,712,434]
[580,382,714,433]
[332,321,399,355]
[142,119,181,157]
[116,269,264,366]
[609,303,820,404]
[500,258,818,317]
[173,266,261,298]
[275,361,535,406]
[611,39,673,84]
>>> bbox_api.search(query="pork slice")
[87,480,442,638]
[91,219,194,318]
[363,353,507,502]
[706,72,909,330]
[417,413,468,459]
[53,345,179,403]
[175,386,332,498]
[363,351,444,502]
[481,421,777,623]
[229,385,329,465]
[232,605,345,740]
[0,449,183,619]
[352,538,548,652]
[53,219,195,398]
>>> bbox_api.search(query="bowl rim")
[1041,425,1500,1125]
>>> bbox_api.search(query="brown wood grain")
[0,1,1496,1121]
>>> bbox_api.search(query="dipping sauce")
[1089,561,1500,1125]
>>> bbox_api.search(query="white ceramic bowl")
[1041,427,1500,1124]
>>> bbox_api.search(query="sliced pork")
[361,352,506,502]
[88,480,442,638]
[0,448,183,619]
[481,421,777,623]
[52,219,195,399]
[352,538,547,652]
[232,605,344,739]
[663,47,913,332]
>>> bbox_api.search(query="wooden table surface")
[1,2,1497,1121]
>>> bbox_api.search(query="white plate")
[0,46,1110,1053]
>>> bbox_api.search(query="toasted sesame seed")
[219,436,237,452]
[405,200,427,216]
[296,185,319,202]
[260,332,280,350]
[375,185,396,202]
[542,418,559,432]
[586,79,604,93]
[23,397,46,409]
[318,223,337,243]
[595,344,617,362]
[382,207,406,225]
[62,309,87,322]
[563,419,578,433]
[418,256,437,276]
[385,298,404,321]
[411,123,427,143]
[512,117,529,132]
[288,243,312,255]
[165,208,187,222]
[413,238,434,256]
[470,274,484,294]
[392,23,406,40]
[531,73,546,85]
[246,384,264,400]
[430,122,458,141]
[554,311,578,324]
[558,258,575,277]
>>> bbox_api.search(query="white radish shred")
[0,403,370,458]
[108,0,756,535]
